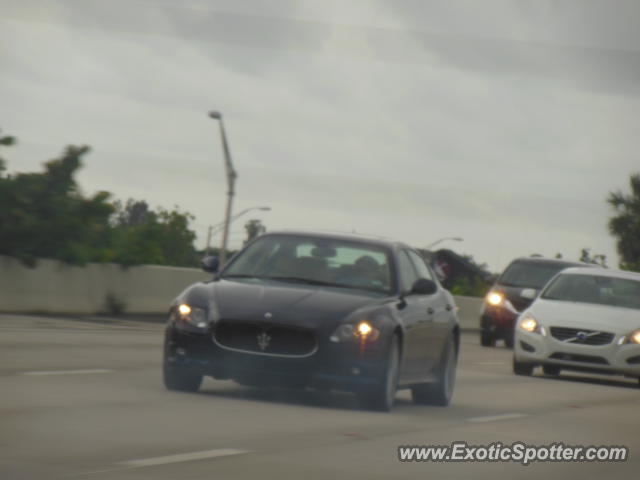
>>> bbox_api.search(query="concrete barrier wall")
[0,256,210,314]
[0,256,484,328]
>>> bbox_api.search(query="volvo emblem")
[264,312,273,319]
[576,331,588,342]
[257,331,271,351]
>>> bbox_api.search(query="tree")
[0,129,16,175]
[608,173,640,271]
[0,145,114,265]
[108,200,197,267]
[579,248,607,267]
[0,139,198,268]
[244,219,266,244]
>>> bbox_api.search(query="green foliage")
[450,276,491,298]
[0,139,198,268]
[607,173,640,272]
[244,219,266,244]
[0,145,114,266]
[579,248,607,267]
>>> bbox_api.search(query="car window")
[542,273,640,310]
[499,261,572,289]
[224,234,393,293]
[407,250,436,282]
[398,250,420,292]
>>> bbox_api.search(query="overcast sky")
[2,0,639,272]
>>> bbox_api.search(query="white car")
[513,267,640,387]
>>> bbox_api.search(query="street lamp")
[204,206,271,256]
[425,237,463,250]
[209,110,237,267]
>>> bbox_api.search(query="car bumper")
[514,330,640,377]
[480,307,518,336]
[165,325,389,392]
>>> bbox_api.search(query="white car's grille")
[550,327,614,346]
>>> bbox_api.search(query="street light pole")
[425,237,463,250]
[209,111,237,267]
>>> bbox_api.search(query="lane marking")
[21,369,113,376]
[118,449,250,468]
[467,413,527,423]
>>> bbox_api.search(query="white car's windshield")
[223,234,394,294]
[541,273,640,310]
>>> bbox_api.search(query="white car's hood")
[530,299,640,334]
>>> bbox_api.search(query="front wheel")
[358,335,400,412]
[480,330,495,347]
[411,335,457,406]
[513,357,534,376]
[163,363,203,392]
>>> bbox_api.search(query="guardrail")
[0,255,483,329]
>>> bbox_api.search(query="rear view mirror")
[202,255,219,273]
[411,278,437,295]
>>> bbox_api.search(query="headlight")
[330,321,380,343]
[618,329,640,345]
[175,303,208,328]
[486,291,503,306]
[518,313,544,335]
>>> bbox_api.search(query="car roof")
[559,267,640,281]
[507,257,593,268]
[261,229,410,250]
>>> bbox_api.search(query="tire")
[542,365,560,376]
[512,357,534,376]
[162,333,203,392]
[480,330,495,347]
[358,335,400,412]
[504,331,515,349]
[163,363,203,392]
[411,335,457,406]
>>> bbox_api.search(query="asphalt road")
[1,314,638,480]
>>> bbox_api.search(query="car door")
[395,249,435,382]
[407,250,453,372]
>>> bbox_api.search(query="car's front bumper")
[480,306,518,338]
[514,329,640,377]
[164,325,390,392]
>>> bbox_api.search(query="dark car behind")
[480,257,592,347]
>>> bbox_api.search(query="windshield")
[498,261,572,289]
[541,273,640,310]
[223,234,393,294]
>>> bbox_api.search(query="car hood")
[205,279,388,333]
[499,285,538,312]
[530,299,640,333]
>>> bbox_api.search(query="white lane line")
[21,369,113,376]
[467,413,527,423]
[118,449,250,468]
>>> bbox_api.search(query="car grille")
[549,352,609,365]
[213,321,317,357]
[549,327,614,346]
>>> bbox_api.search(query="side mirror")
[201,255,219,273]
[411,278,437,295]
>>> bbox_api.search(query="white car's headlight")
[175,303,208,328]
[618,329,640,345]
[518,313,545,335]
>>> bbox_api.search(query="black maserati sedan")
[163,231,459,411]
